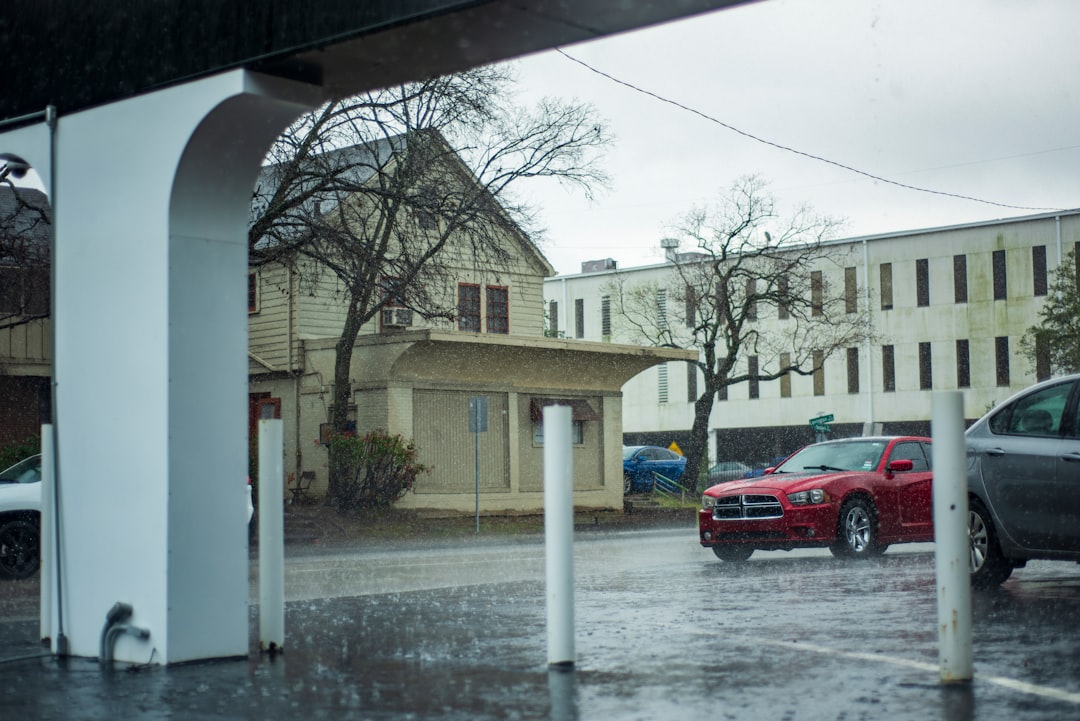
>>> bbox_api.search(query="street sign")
[469,396,488,433]
[809,413,834,425]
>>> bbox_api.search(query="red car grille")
[712,494,784,520]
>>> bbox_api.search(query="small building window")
[995,336,1010,386]
[780,353,791,398]
[486,286,509,334]
[953,255,967,303]
[811,271,823,317]
[993,250,1007,300]
[687,362,698,402]
[1033,245,1047,296]
[1035,334,1050,381]
[844,267,857,314]
[880,263,893,310]
[777,275,790,320]
[956,339,970,388]
[574,298,585,339]
[247,272,258,314]
[919,342,932,390]
[882,345,896,392]
[745,278,757,321]
[847,347,859,394]
[748,355,759,399]
[457,284,481,332]
[547,300,559,337]
[916,258,929,307]
[813,350,825,396]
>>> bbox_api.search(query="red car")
[699,436,933,562]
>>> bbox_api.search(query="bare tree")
[0,168,50,332]
[609,176,869,492]
[249,65,610,504]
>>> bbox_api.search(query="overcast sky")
[509,0,1080,276]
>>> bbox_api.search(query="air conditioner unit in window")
[381,307,413,328]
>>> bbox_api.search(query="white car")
[0,455,254,580]
[0,454,42,579]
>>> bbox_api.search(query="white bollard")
[258,419,285,653]
[543,405,575,667]
[932,391,973,682]
[39,425,55,645]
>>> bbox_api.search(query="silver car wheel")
[844,504,872,553]
[969,509,990,572]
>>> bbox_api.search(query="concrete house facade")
[247,136,691,513]
[545,209,1080,468]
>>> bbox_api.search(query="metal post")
[932,391,973,682]
[39,425,55,644]
[475,427,480,534]
[258,419,285,653]
[543,405,574,667]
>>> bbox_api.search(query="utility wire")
[556,49,1067,214]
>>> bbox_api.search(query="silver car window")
[989,381,1072,437]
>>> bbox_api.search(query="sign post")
[469,397,488,533]
[809,413,834,442]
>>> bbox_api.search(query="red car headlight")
[787,489,830,506]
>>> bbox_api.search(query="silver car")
[966,374,1080,587]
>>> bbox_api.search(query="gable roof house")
[248,131,692,513]
[0,185,51,447]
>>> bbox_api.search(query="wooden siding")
[412,389,509,493]
[0,319,50,365]
[248,265,295,373]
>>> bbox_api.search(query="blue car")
[622,445,686,494]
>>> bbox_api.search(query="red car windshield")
[774,441,886,474]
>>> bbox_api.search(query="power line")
[556,49,1066,214]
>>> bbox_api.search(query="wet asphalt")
[2,524,1080,720]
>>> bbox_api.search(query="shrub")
[0,434,41,471]
[328,429,428,513]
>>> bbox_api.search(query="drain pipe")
[99,602,150,665]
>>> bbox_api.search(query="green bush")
[0,434,41,471]
[328,429,428,513]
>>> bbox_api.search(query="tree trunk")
[682,388,717,495]
[326,298,367,504]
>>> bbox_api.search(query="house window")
[847,347,859,394]
[687,362,698,402]
[486,286,509,334]
[533,421,584,445]
[658,363,669,404]
[574,298,584,339]
[880,263,893,310]
[916,258,929,307]
[746,278,757,321]
[844,267,857,314]
[995,336,1010,386]
[993,250,1007,300]
[457,284,481,332]
[813,350,825,396]
[684,286,697,326]
[248,272,258,314]
[748,355,759,399]
[953,255,967,303]
[780,353,791,398]
[811,271,823,316]
[601,295,611,337]
[919,341,933,390]
[956,339,970,388]
[548,300,559,336]
[777,275,789,320]
[882,345,896,392]
[381,276,406,308]
[1033,245,1048,296]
